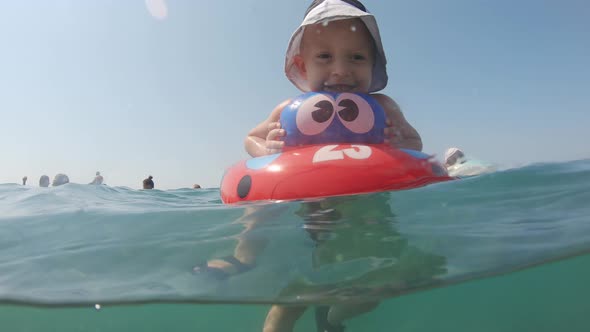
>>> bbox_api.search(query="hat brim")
[444,148,464,162]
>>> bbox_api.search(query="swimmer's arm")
[374,94,423,151]
[244,99,291,157]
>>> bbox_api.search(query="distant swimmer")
[444,147,497,177]
[193,184,201,189]
[143,175,154,189]
[89,171,104,185]
[22,176,28,185]
[39,175,50,187]
[52,173,70,186]
[444,147,466,168]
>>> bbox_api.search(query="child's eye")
[317,53,331,59]
[352,54,366,61]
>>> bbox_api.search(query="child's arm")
[373,94,423,151]
[244,99,291,157]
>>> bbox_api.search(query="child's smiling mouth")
[323,83,357,92]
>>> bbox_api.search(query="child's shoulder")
[276,98,293,108]
[370,93,400,111]
[271,98,294,117]
[256,98,293,124]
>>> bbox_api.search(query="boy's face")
[294,18,375,93]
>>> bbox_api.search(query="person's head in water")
[90,171,104,185]
[52,173,70,186]
[444,148,466,167]
[285,0,388,93]
[193,184,201,189]
[22,176,27,185]
[39,175,50,187]
[143,175,154,189]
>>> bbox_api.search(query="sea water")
[1,159,589,331]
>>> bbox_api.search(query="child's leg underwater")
[194,206,275,277]
[263,305,307,332]
[327,301,380,326]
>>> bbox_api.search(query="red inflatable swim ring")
[220,93,452,204]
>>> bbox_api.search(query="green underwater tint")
[1,253,589,331]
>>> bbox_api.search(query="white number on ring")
[312,145,372,163]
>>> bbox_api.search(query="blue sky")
[1,0,588,189]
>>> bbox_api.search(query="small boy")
[242,1,423,331]
[245,0,422,158]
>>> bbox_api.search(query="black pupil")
[312,100,334,123]
[337,99,359,122]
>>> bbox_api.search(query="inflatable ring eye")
[296,94,335,136]
[336,93,374,134]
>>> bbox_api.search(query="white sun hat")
[285,0,388,93]
[444,147,465,164]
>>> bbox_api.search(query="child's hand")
[265,122,285,154]
[245,99,291,157]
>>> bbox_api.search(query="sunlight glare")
[145,0,168,20]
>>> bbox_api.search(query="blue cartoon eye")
[312,100,334,123]
[336,93,374,134]
[337,99,358,121]
[296,93,335,136]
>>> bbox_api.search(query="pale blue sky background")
[1,0,588,189]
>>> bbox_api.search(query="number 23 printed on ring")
[312,145,372,163]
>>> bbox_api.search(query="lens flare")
[145,0,168,20]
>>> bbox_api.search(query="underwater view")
[1,160,589,331]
